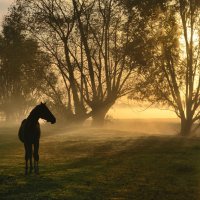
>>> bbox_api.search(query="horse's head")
[38,103,56,124]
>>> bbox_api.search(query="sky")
[0,0,14,26]
[108,100,176,119]
[0,0,177,119]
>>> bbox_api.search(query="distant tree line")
[1,0,200,135]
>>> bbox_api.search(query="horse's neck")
[27,108,40,124]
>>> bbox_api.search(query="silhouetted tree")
[0,4,52,121]
[127,0,200,135]
[16,0,88,124]
[71,0,136,125]
[0,5,38,121]
[16,0,136,125]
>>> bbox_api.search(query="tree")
[0,4,53,121]
[17,0,137,125]
[0,5,37,121]
[128,0,200,135]
[16,0,89,124]
[71,0,136,125]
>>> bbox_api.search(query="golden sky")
[0,0,14,26]
[109,101,177,119]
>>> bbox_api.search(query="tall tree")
[17,0,136,125]
[18,0,88,123]
[0,5,37,121]
[71,0,136,125]
[128,0,200,135]
[0,4,53,121]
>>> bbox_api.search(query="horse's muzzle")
[51,118,56,124]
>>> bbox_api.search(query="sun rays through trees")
[1,0,200,134]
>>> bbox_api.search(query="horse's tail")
[18,119,27,143]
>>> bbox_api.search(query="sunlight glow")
[179,29,199,48]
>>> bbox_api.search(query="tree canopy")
[128,0,200,135]
[2,0,200,134]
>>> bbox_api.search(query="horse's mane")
[27,105,40,120]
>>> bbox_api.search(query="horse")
[18,103,56,175]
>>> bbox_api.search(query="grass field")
[1,119,200,200]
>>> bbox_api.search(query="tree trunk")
[92,110,107,126]
[91,106,110,126]
[180,118,192,136]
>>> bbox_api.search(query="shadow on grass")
[1,136,200,200]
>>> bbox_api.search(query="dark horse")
[18,103,56,175]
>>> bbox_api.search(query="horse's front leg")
[34,160,39,174]
[29,147,33,174]
[25,159,28,175]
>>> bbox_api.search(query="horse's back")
[18,119,40,144]
[18,119,27,143]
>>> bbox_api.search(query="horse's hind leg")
[24,143,32,175]
[24,143,29,175]
[33,140,39,174]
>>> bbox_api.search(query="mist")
[2,1,200,199]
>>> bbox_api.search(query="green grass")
[1,124,200,200]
